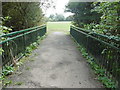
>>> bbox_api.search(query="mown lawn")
[47,21,71,34]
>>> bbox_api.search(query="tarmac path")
[7,32,103,88]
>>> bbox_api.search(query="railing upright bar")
[70,25,120,89]
[1,25,46,66]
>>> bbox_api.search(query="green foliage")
[0,47,4,55]
[3,80,12,86]
[77,45,116,88]
[83,2,120,47]
[49,14,73,21]
[85,2,120,36]
[65,2,101,27]
[2,66,15,76]
[25,35,46,56]
[0,34,46,87]
[0,17,12,62]
[1,26,12,33]
[66,2,120,39]
[49,14,65,21]
[0,65,14,87]
[25,42,38,56]
[66,15,73,21]
[49,14,55,21]
[2,2,48,31]
[0,76,5,81]
[0,17,12,35]
[14,82,23,85]
[25,67,30,70]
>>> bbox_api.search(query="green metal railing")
[0,25,46,66]
[71,26,120,48]
[70,25,120,88]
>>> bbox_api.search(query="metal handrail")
[71,26,120,51]
[1,25,46,66]
[70,25,120,88]
[0,25,46,38]
[71,25,120,42]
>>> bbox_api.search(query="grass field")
[47,21,71,34]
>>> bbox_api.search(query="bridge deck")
[7,32,103,88]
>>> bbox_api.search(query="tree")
[49,14,65,21]
[91,2,120,35]
[55,14,65,21]
[49,14,55,21]
[2,2,44,31]
[2,1,54,32]
[65,2,101,27]
[66,15,73,21]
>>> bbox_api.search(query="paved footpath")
[7,32,103,88]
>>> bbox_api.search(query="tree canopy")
[2,1,53,32]
[2,2,44,31]
[66,2,120,36]
[65,2,101,27]
[91,2,120,36]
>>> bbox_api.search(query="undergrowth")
[0,66,14,86]
[25,35,46,56]
[77,44,116,88]
[0,34,47,87]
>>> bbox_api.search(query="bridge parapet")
[0,25,46,66]
[70,25,120,89]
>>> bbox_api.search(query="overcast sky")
[45,0,73,17]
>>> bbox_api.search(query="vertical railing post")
[70,25,120,89]
[23,32,26,55]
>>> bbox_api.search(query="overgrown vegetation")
[1,2,50,86]
[67,2,120,88]
[65,2,101,27]
[90,2,120,36]
[66,2,120,38]
[0,1,50,88]
[76,43,116,88]
[25,35,46,56]
[70,26,120,88]
[0,35,47,87]
[0,17,12,35]
[0,65,14,86]
[2,1,53,32]
[0,17,13,62]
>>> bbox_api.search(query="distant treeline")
[48,14,73,21]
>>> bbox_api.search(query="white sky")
[45,0,73,17]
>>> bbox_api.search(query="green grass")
[47,21,71,34]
